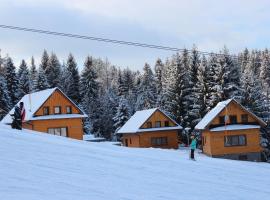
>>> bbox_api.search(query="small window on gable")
[241,114,248,123]
[146,122,152,128]
[219,116,225,124]
[66,106,72,114]
[164,121,170,127]
[230,115,237,124]
[43,107,49,115]
[155,121,161,128]
[54,106,61,114]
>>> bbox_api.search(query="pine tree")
[80,56,99,135]
[47,53,61,87]
[0,74,11,119]
[113,97,130,134]
[135,63,156,110]
[171,50,191,126]
[58,62,72,94]
[66,54,80,103]
[187,46,201,128]
[4,57,19,105]
[17,59,30,98]
[36,67,49,91]
[29,57,38,92]
[241,54,266,118]
[40,50,50,78]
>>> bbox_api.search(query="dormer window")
[66,106,72,114]
[164,121,170,127]
[146,122,152,128]
[219,116,225,124]
[43,107,49,115]
[54,106,61,114]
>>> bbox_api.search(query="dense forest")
[0,46,270,157]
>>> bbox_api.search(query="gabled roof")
[1,87,86,124]
[117,108,182,134]
[195,99,266,130]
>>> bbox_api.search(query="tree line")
[0,47,270,153]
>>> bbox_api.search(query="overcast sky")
[0,0,269,70]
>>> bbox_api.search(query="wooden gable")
[140,109,177,129]
[34,89,81,117]
[210,100,263,128]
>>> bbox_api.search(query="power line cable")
[0,24,240,59]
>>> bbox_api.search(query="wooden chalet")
[117,108,182,149]
[1,88,87,140]
[195,99,266,161]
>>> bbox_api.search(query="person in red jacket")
[19,102,25,122]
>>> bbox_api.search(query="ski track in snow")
[0,124,269,200]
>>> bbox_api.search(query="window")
[47,127,68,137]
[146,122,152,128]
[155,121,161,128]
[230,115,237,124]
[219,116,225,124]
[151,137,168,146]
[164,121,170,127]
[54,106,61,114]
[66,106,72,114]
[224,135,246,147]
[43,107,49,115]
[130,138,132,144]
[241,114,248,123]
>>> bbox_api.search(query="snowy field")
[0,124,269,200]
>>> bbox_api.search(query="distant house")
[117,108,182,149]
[195,99,266,161]
[1,88,87,140]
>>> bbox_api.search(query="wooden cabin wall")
[202,129,261,156]
[34,90,80,116]
[122,134,140,147]
[211,102,258,126]
[140,110,176,129]
[25,118,83,140]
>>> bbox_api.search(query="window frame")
[164,121,170,127]
[241,114,248,123]
[146,122,152,128]
[219,116,225,124]
[43,106,50,115]
[66,106,72,114]
[224,135,247,147]
[54,106,62,115]
[155,121,161,128]
[47,127,68,137]
[151,137,168,146]
[229,115,237,124]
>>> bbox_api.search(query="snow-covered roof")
[195,99,266,130]
[117,108,182,134]
[210,124,260,132]
[31,114,87,121]
[1,87,86,124]
[195,99,233,130]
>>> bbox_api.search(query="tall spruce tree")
[29,57,38,92]
[40,50,50,79]
[36,67,49,91]
[66,54,80,103]
[4,57,19,105]
[47,53,61,88]
[17,59,30,98]
[80,56,99,135]
[154,58,164,106]
[0,74,11,119]
[135,63,156,110]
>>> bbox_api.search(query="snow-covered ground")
[0,124,269,200]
